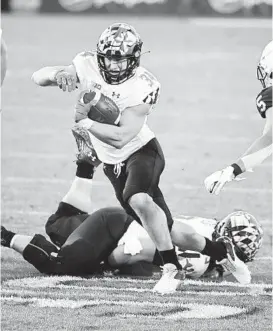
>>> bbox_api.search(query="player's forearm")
[88,122,125,149]
[32,66,60,86]
[233,129,272,174]
[79,119,137,149]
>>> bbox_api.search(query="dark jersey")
[256,86,272,118]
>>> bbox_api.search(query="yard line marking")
[2,287,270,298]
[4,276,272,289]
[1,296,246,318]
[2,177,271,194]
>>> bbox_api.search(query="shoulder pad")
[256,86,272,118]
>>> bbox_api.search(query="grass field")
[1,13,272,331]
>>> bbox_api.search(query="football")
[83,90,121,125]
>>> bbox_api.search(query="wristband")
[230,163,243,177]
[79,118,94,130]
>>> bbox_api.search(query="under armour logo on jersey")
[112,92,120,98]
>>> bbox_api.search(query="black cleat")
[1,226,15,247]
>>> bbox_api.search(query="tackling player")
[1,202,262,283]
[204,40,272,195]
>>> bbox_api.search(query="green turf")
[1,14,272,331]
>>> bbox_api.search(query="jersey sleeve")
[72,51,96,86]
[128,68,161,109]
[256,86,272,118]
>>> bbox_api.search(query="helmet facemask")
[213,211,263,263]
[97,23,143,85]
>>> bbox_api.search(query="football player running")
[32,22,252,292]
[31,22,185,293]
[205,41,272,195]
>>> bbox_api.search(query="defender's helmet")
[257,40,273,88]
[96,23,143,85]
[213,211,263,263]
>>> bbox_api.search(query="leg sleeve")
[22,234,60,275]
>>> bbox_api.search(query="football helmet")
[213,211,263,263]
[257,40,273,88]
[96,23,143,85]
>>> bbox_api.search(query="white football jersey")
[73,51,160,164]
[174,216,217,279]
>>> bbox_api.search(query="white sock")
[62,176,93,213]
[10,234,32,254]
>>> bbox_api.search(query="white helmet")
[257,40,273,88]
[213,211,263,263]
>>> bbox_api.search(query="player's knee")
[22,234,59,274]
[128,193,153,214]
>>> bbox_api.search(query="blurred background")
[1,0,273,16]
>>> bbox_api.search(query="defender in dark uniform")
[1,204,134,276]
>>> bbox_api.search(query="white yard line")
[4,276,272,289]
[1,287,270,298]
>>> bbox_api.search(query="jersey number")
[140,71,156,88]
[256,95,267,113]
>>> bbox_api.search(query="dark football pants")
[23,207,133,275]
[103,138,174,230]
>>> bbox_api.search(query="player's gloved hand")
[55,69,77,92]
[204,166,235,195]
[74,90,97,123]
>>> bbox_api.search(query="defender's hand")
[55,70,77,92]
[204,166,235,195]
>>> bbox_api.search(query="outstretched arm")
[234,108,272,173]
[32,64,78,92]
[205,108,272,195]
